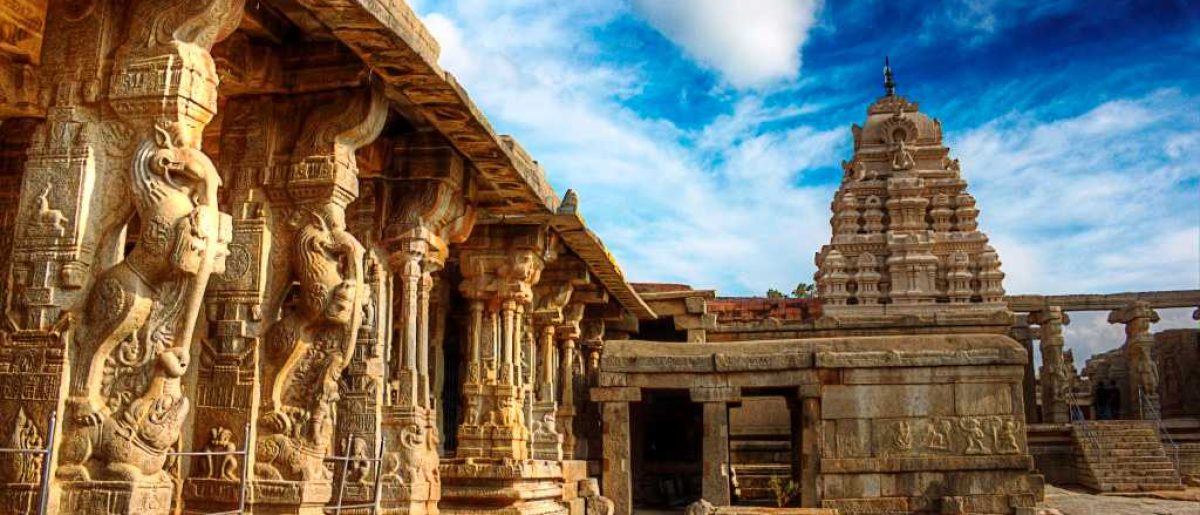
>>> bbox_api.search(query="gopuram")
[0,2,1194,515]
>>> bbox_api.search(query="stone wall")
[818,363,1038,514]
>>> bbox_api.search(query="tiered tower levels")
[815,93,1006,313]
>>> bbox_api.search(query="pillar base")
[243,479,332,515]
[439,459,566,515]
[0,482,40,515]
[58,480,175,515]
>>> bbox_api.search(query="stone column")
[1109,301,1161,419]
[1030,307,1070,424]
[379,131,476,514]
[442,225,566,514]
[796,384,821,508]
[329,177,391,506]
[1010,316,1038,423]
[592,387,640,515]
[30,2,241,514]
[557,303,585,459]
[691,387,740,506]
[249,87,385,514]
[183,94,275,513]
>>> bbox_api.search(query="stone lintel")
[821,455,1033,474]
[690,386,741,403]
[590,386,641,403]
[815,347,1026,368]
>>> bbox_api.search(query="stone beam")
[1007,289,1200,312]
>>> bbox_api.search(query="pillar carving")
[254,90,381,512]
[378,132,475,514]
[442,224,566,515]
[16,2,244,513]
[1109,301,1161,419]
[332,177,390,505]
[1030,307,1070,424]
[557,302,585,459]
[529,258,588,462]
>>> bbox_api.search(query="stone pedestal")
[379,406,441,515]
[246,481,332,515]
[439,460,566,515]
[58,481,175,515]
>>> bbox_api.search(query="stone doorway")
[631,389,703,510]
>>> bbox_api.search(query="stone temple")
[0,2,1196,515]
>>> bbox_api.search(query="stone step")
[1086,421,1161,429]
[1094,482,1186,492]
[1085,459,1175,468]
[1091,469,1179,479]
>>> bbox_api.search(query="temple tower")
[815,60,1006,318]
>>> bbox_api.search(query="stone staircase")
[730,436,792,503]
[1073,420,1183,492]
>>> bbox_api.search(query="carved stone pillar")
[332,178,390,506]
[0,116,42,513]
[1030,307,1070,424]
[1109,301,1161,420]
[557,303,585,459]
[441,225,566,515]
[378,132,475,514]
[183,84,384,513]
[24,2,242,514]
[529,260,587,462]
[579,318,606,465]
[182,93,273,512]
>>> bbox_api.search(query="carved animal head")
[148,123,220,206]
[294,215,365,325]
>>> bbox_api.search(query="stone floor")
[1040,485,1200,515]
[631,487,1200,514]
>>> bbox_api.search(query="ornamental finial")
[883,56,896,97]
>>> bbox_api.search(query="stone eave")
[550,211,657,321]
[1006,289,1200,312]
[476,213,657,321]
[292,0,558,215]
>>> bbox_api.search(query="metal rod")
[37,411,57,515]
[371,436,386,514]
[0,448,50,454]
[238,421,251,515]
[165,450,246,457]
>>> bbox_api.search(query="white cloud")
[419,0,839,296]
[416,2,1197,366]
[631,0,822,89]
[1061,309,1198,373]
[952,89,1200,295]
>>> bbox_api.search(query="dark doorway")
[631,390,702,509]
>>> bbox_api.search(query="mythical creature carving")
[58,122,230,483]
[256,213,365,482]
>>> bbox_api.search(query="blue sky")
[409,0,1200,360]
